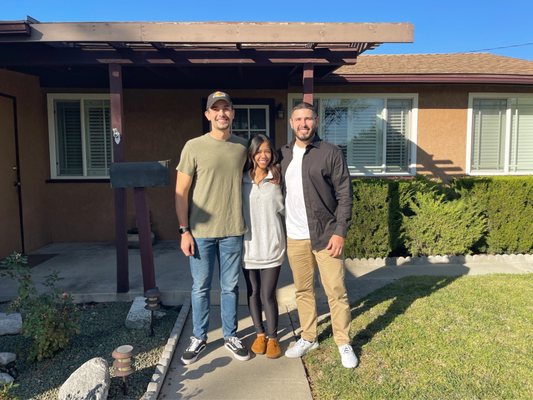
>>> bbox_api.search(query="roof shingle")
[334,53,533,75]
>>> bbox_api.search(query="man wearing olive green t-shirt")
[175,91,250,365]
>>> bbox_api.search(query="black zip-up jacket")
[279,135,353,251]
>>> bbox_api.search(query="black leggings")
[242,266,281,338]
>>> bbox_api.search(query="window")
[48,94,113,178]
[288,94,418,175]
[232,105,269,140]
[468,94,533,174]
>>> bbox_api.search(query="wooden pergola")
[0,19,413,292]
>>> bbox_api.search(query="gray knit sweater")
[242,170,286,269]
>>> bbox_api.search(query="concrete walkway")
[1,242,531,400]
[159,306,311,400]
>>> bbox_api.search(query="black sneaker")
[181,336,207,365]
[224,336,250,361]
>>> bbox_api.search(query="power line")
[466,42,533,52]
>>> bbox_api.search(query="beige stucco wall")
[0,69,49,253]
[7,81,533,245]
[43,89,287,242]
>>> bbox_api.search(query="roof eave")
[323,73,533,85]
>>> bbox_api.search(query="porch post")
[109,63,129,293]
[303,63,314,104]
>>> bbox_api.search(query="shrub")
[345,180,392,258]
[0,253,80,361]
[454,177,533,254]
[402,190,486,257]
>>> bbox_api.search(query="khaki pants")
[287,238,351,346]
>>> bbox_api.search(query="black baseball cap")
[206,91,233,110]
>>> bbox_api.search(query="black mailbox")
[109,161,170,188]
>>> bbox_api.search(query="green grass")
[0,302,180,400]
[305,274,533,400]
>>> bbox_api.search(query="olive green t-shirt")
[177,133,248,238]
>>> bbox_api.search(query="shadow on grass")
[317,273,465,358]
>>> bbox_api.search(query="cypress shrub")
[345,180,392,258]
[401,189,486,257]
[454,177,533,254]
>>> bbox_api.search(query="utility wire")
[465,42,533,52]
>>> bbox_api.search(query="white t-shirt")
[285,144,310,239]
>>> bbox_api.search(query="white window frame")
[287,93,418,176]
[466,93,533,176]
[47,93,112,179]
[232,104,270,140]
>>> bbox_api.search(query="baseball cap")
[206,91,233,110]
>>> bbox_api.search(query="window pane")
[85,100,112,176]
[56,101,83,176]
[386,99,411,173]
[472,99,506,171]
[233,109,248,130]
[510,100,533,172]
[322,102,348,159]
[319,98,384,174]
[250,108,266,129]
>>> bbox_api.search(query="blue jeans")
[189,236,243,341]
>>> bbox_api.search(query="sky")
[2,0,533,60]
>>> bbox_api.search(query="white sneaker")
[285,338,319,358]
[339,344,358,368]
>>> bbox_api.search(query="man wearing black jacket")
[280,102,357,368]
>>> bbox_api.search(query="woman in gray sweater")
[242,134,286,359]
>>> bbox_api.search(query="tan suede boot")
[251,334,267,354]
[266,338,282,359]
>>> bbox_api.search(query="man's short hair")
[291,102,317,118]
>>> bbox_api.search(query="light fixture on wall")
[276,103,284,119]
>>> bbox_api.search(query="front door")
[0,95,23,258]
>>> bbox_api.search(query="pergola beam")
[0,45,365,66]
[0,22,413,44]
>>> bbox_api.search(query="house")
[1,19,532,261]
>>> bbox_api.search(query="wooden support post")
[303,63,314,104]
[133,187,156,291]
[109,63,129,293]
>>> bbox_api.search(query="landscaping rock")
[0,352,16,366]
[0,313,22,335]
[0,372,14,385]
[125,296,165,329]
[125,296,151,329]
[58,357,110,400]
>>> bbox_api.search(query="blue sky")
[3,0,533,60]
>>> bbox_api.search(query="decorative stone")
[58,357,110,400]
[0,313,22,336]
[125,296,152,329]
[0,372,14,385]
[0,353,16,366]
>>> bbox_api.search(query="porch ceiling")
[0,20,413,88]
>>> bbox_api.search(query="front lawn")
[305,274,533,400]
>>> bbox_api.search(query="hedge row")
[345,176,533,259]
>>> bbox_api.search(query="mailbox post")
[109,161,170,292]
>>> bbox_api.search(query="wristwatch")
[179,226,191,234]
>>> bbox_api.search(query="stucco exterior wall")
[0,69,49,253]
[7,82,533,245]
[43,89,287,242]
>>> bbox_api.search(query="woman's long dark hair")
[245,134,281,184]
